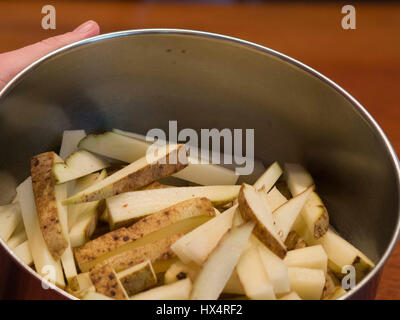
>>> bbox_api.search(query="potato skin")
[112,144,187,198]
[89,264,127,300]
[238,184,286,258]
[64,144,188,204]
[97,234,182,273]
[31,152,68,259]
[75,197,215,271]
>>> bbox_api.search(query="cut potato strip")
[89,264,128,300]
[237,245,276,300]
[107,185,240,229]
[68,170,107,230]
[64,144,188,205]
[284,245,328,272]
[53,150,109,184]
[173,161,238,186]
[288,267,325,300]
[83,131,238,186]
[59,130,86,160]
[112,129,239,185]
[131,278,192,300]
[7,223,27,249]
[284,230,307,250]
[17,177,65,288]
[13,240,33,266]
[238,184,286,258]
[69,272,93,292]
[284,163,314,196]
[90,234,181,273]
[0,202,22,242]
[57,182,78,283]
[164,261,200,284]
[191,222,254,300]
[171,204,236,265]
[253,161,283,191]
[257,241,290,295]
[75,198,214,272]
[273,186,313,241]
[312,229,374,282]
[79,132,150,165]
[31,152,69,259]
[265,186,287,211]
[117,260,157,296]
[300,191,329,239]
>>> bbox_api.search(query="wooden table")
[0,1,399,299]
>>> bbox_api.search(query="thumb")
[0,20,100,90]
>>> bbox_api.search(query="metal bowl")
[0,29,399,300]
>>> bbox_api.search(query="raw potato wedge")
[0,202,22,241]
[118,260,157,296]
[59,130,86,160]
[164,261,200,284]
[75,198,214,272]
[257,242,290,295]
[279,291,302,300]
[300,192,329,240]
[89,264,128,300]
[69,272,93,292]
[53,150,109,184]
[284,163,314,196]
[171,204,236,265]
[131,278,192,300]
[57,182,78,283]
[7,222,27,249]
[83,291,113,300]
[273,186,313,241]
[107,185,240,229]
[236,245,276,300]
[13,240,33,266]
[69,171,108,247]
[288,267,325,300]
[284,245,328,272]
[191,222,255,300]
[95,234,182,273]
[238,184,286,258]
[64,144,188,205]
[265,186,287,211]
[79,132,150,164]
[17,177,65,288]
[253,161,283,191]
[68,170,107,229]
[284,231,307,250]
[314,229,374,282]
[31,152,69,259]
[112,129,239,186]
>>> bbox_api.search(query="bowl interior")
[0,31,398,291]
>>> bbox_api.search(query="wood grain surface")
[0,1,399,299]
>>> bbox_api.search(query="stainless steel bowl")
[0,29,399,300]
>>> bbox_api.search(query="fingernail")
[74,20,95,34]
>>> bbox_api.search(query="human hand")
[0,20,100,90]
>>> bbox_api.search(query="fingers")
[0,20,100,90]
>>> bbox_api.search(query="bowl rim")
[0,28,399,300]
